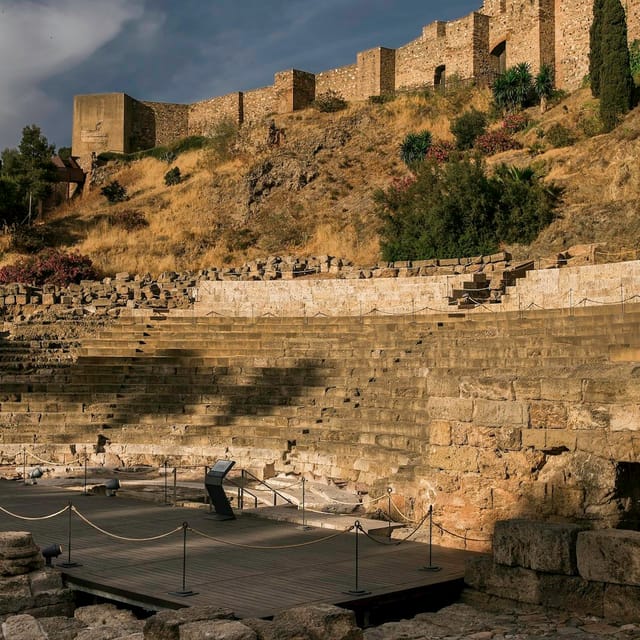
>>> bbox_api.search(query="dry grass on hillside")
[2,85,640,276]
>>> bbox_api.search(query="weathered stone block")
[604,583,640,623]
[427,397,473,422]
[493,520,583,575]
[464,555,541,604]
[271,604,362,640]
[539,574,604,616]
[143,606,235,640]
[1,614,48,640]
[472,400,527,427]
[428,445,478,472]
[180,619,257,640]
[529,402,567,429]
[577,530,640,586]
[428,420,451,446]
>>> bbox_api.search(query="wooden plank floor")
[0,480,473,619]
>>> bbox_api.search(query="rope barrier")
[71,506,183,542]
[433,521,492,543]
[390,499,418,523]
[0,504,69,521]
[22,449,82,468]
[188,524,354,550]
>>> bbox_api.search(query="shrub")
[545,123,576,148]
[630,39,640,77]
[399,131,432,166]
[492,63,534,112]
[451,108,487,149]
[108,209,148,231]
[0,250,98,286]
[207,120,239,163]
[10,225,51,254]
[164,167,182,186]
[368,94,395,105]
[374,156,560,261]
[100,181,127,203]
[502,113,529,134]
[475,130,522,155]
[312,90,348,113]
[425,139,455,163]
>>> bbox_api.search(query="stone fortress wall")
[72,0,640,161]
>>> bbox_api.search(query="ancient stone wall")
[242,86,278,124]
[138,101,189,148]
[70,2,640,155]
[275,70,316,113]
[188,92,243,134]
[315,64,359,100]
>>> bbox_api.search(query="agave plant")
[399,130,432,166]
[492,63,534,113]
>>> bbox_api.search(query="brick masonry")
[72,1,640,158]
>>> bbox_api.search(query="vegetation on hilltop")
[1,53,640,279]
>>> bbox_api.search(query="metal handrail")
[227,468,294,509]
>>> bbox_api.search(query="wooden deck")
[0,480,474,620]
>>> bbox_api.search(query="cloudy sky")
[0,0,480,152]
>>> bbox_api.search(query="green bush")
[399,131,432,166]
[312,90,348,113]
[164,167,182,186]
[492,63,534,112]
[374,156,560,261]
[100,181,127,203]
[545,123,576,148]
[451,108,487,150]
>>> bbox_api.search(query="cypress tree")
[599,0,634,131]
[590,0,605,97]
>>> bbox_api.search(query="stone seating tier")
[1,305,640,549]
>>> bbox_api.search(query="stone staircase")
[1,304,640,548]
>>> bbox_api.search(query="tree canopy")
[0,125,56,226]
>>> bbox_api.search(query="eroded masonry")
[72,0,640,164]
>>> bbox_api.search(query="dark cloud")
[0,0,479,150]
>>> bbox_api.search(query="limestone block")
[540,378,583,402]
[428,421,451,446]
[180,620,257,640]
[459,378,512,401]
[428,445,478,472]
[610,404,640,431]
[38,616,86,638]
[493,520,583,575]
[529,402,567,429]
[464,555,541,605]
[567,404,611,430]
[577,530,640,586]
[521,429,546,450]
[0,575,32,614]
[472,400,527,427]
[271,604,363,640]
[604,583,640,623]
[538,573,605,616]
[1,614,48,640]
[143,606,235,640]
[427,397,473,422]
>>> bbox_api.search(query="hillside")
[2,86,640,276]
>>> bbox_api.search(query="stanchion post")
[298,477,311,530]
[58,501,81,568]
[420,505,441,572]
[387,487,393,530]
[344,521,370,596]
[163,460,168,505]
[82,447,90,496]
[173,467,177,506]
[169,522,197,597]
[22,447,26,485]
